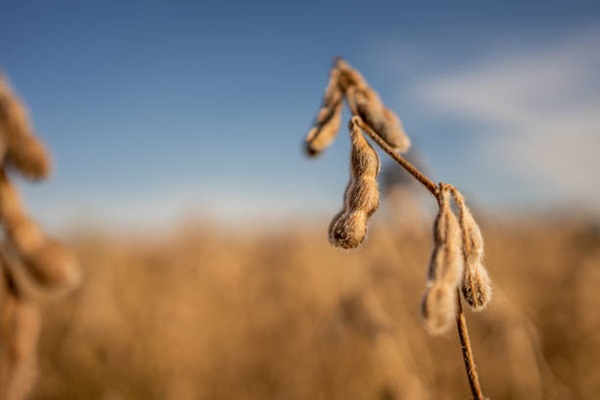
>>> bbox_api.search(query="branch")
[456,289,485,400]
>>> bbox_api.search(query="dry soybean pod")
[450,187,492,310]
[421,184,464,334]
[305,64,344,156]
[329,117,380,249]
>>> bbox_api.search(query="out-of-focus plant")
[0,73,81,400]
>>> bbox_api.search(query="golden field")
[30,206,600,399]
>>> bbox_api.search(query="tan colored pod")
[0,74,50,180]
[329,210,368,249]
[305,97,343,157]
[305,64,345,157]
[328,119,380,249]
[354,88,411,153]
[420,185,464,335]
[462,262,492,311]
[428,186,463,287]
[451,189,492,310]
[348,117,380,179]
[335,58,368,90]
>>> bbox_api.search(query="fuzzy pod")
[328,119,380,249]
[452,190,492,310]
[0,75,50,180]
[346,177,380,217]
[329,210,368,249]
[421,185,464,334]
[381,108,411,153]
[349,118,381,179]
[335,58,368,91]
[352,87,411,153]
[462,262,492,311]
[305,97,344,157]
[305,64,345,157]
[428,187,464,287]
[329,178,380,249]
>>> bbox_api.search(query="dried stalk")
[364,121,485,400]
[456,289,484,400]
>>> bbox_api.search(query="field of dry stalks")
[30,205,600,400]
[4,61,599,399]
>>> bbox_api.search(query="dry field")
[30,206,600,399]
[4,57,598,400]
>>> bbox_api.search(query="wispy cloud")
[415,29,600,209]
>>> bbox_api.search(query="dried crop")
[0,73,80,400]
[304,58,493,399]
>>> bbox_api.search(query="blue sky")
[2,0,599,231]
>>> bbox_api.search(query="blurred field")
[30,205,600,399]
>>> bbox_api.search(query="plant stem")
[456,289,485,400]
[353,117,439,196]
[339,74,484,398]
[357,117,485,399]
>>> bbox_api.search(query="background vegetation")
[32,200,600,399]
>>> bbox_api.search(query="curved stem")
[456,289,485,400]
[357,117,485,398]
[334,63,485,399]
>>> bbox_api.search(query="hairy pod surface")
[350,85,411,153]
[329,120,380,249]
[421,186,464,334]
[428,187,463,286]
[381,108,411,153]
[335,59,368,90]
[329,211,368,249]
[305,98,343,157]
[305,64,345,157]
[462,262,492,311]
[452,190,492,310]
[349,118,380,179]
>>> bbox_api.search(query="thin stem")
[335,65,485,398]
[357,117,486,399]
[353,117,439,196]
[456,289,485,400]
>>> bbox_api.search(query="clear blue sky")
[2,0,599,231]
